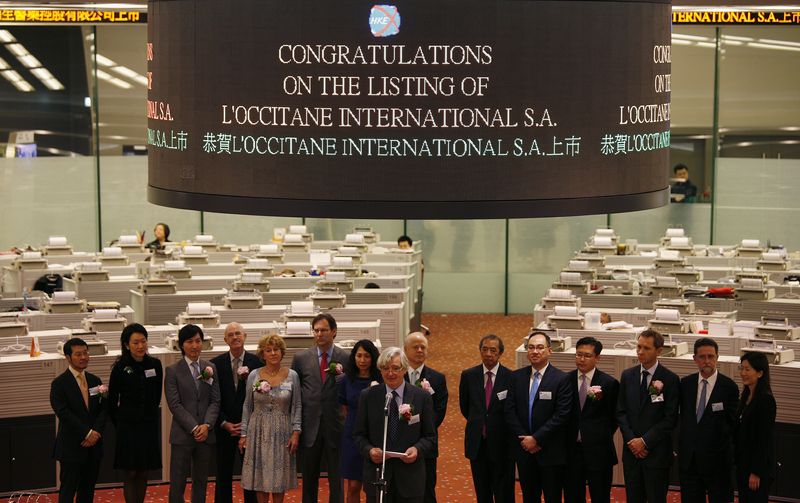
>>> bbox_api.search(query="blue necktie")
[528,371,541,431]
[639,370,649,403]
[696,379,708,422]
[388,391,399,449]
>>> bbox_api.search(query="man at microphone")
[354,347,437,503]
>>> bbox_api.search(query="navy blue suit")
[50,369,108,503]
[459,364,514,503]
[210,351,263,503]
[564,369,619,503]
[504,364,572,503]
[678,371,739,503]
[616,363,679,503]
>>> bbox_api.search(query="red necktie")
[320,352,328,383]
[483,371,493,437]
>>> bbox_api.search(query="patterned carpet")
[37,313,689,502]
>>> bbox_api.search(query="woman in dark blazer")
[735,351,777,503]
[338,339,381,503]
[108,323,163,503]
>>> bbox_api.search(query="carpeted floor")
[40,313,691,502]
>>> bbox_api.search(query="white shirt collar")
[386,381,406,397]
[184,355,200,367]
[482,363,499,375]
[640,361,659,376]
[698,370,718,388]
[230,351,244,364]
[578,367,596,383]
[531,362,549,379]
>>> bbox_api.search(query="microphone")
[384,392,393,412]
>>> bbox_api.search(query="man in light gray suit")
[165,324,221,503]
[291,313,350,503]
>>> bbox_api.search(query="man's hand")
[223,421,242,437]
[748,473,761,491]
[402,446,418,464]
[627,438,648,458]
[238,437,247,454]
[519,435,540,453]
[193,424,209,442]
[81,430,101,447]
[287,431,299,454]
[369,447,383,464]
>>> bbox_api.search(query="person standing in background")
[735,351,777,503]
[211,322,263,503]
[108,324,163,503]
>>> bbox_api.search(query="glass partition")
[0,157,98,251]
[99,156,200,245]
[407,220,506,313]
[304,219,404,242]
[508,215,605,314]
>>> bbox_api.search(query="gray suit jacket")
[291,345,350,448]
[165,358,221,445]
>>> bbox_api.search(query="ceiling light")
[696,42,717,49]
[0,30,15,43]
[671,39,693,46]
[758,38,800,48]
[747,42,800,52]
[111,65,148,86]
[30,68,64,90]
[722,35,754,42]
[0,57,8,70]
[2,70,34,92]
[672,34,711,42]
[5,43,28,57]
[18,54,41,68]
[95,54,115,67]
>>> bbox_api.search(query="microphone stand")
[376,392,392,503]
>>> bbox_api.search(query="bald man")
[210,323,263,503]
[404,332,449,503]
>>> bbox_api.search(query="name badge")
[539,391,552,400]
[712,402,724,412]
[280,382,292,391]
[651,394,664,403]
[145,368,157,378]
[409,414,421,425]
[89,386,100,396]
[497,390,508,401]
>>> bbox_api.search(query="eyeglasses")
[526,345,548,352]
[380,365,404,373]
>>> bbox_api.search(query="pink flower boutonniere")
[649,380,664,396]
[91,384,109,399]
[418,378,434,395]
[326,362,344,375]
[398,403,413,422]
[237,366,250,381]
[198,366,214,383]
[253,379,271,394]
[587,385,603,400]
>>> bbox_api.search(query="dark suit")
[504,364,572,503]
[291,345,350,503]
[459,364,514,503]
[616,363,679,503]
[165,358,221,503]
[564,369,619,503]
[405,365,448,503]
[353,383,437,503]
[50,368,108,503]
[210,351,263,503]
[735,392,776,503]
[678,371,739,503]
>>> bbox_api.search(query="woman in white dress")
[239,335,302,503]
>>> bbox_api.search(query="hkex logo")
[369,5,400,38]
